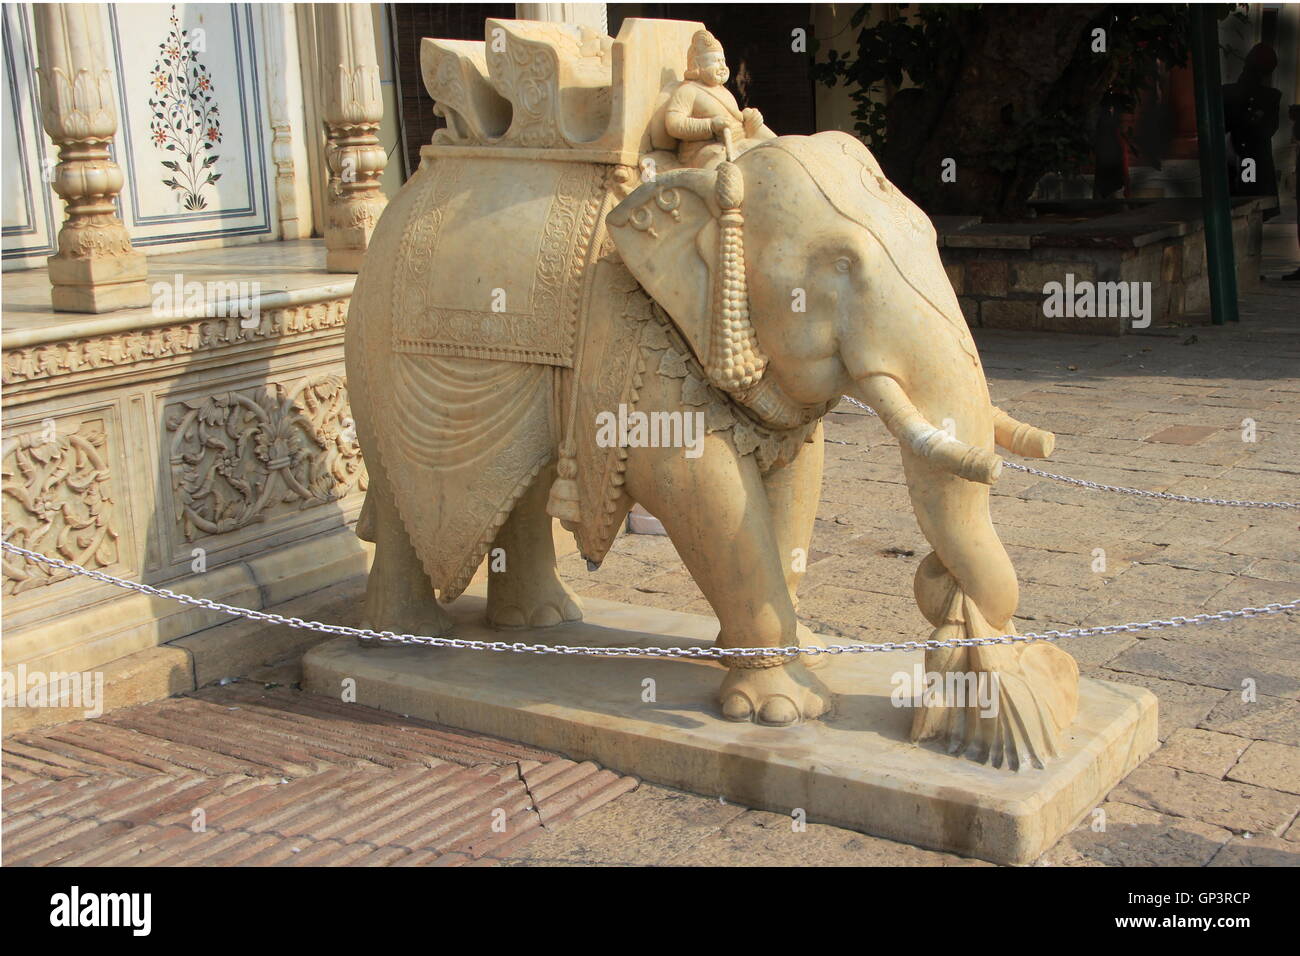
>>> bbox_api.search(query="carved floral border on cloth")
[166,375,367,541]
[148,6,222,210]
[2,420,120,595]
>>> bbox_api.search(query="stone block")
[1227,741,1300,795]
[47,251,152,314]
[980,298,1042,331]
[1110,764,1300,835]
[1160,242,1182,284]
[174,576,368,687]
[944,261,964,295]
[966,258,1008,297]
[1183,232,1206,278]
[957,296,979,327]
[1,643,194,733]
[1147,727,1250,777]
[1010,259,1097,295]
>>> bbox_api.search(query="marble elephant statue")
[346,129,1078,765]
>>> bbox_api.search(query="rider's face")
[696,52,729,87]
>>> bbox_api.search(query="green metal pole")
[1189,3,1239,324]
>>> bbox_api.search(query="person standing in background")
[1284,102,1300,280]
[1222,43,1281,219]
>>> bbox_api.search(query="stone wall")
[939,198,1266,335]
[2,275,368,680]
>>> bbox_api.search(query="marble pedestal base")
[302,593,1157,864]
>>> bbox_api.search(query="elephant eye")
[834,256,852,273]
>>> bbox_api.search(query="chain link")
[839,396,1299,509]
[4,542,1295,660]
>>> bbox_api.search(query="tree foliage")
[814,4,1241,218]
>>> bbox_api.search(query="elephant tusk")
[855,376,1003,485]
[992,407,1055,459]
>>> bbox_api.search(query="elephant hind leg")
[359,454,453,641]
[485,464,583,630]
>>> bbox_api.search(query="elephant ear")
[607,164,767,393]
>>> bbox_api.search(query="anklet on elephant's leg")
[715,649,795,669]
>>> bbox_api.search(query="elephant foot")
[360,577,453,645]
[718,661,831,727]
[487,572,584,630]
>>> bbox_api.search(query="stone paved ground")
[4,242,1298,868]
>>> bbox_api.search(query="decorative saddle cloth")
[389,155,614,367]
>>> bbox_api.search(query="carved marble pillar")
[317,3,387,273]
[261,4,313,239]
[33,3,149,313]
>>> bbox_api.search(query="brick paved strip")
[303,765,508,845]
[1,775,97,815]
[3,686,640,866]
[15,723,213,777]
[100,707,327,777]
[36,721,272,777]
[192,683,559,766]
[0,746,95,783]
[161,697,448,770]
[3,762,639,866]
[145,700,382,772]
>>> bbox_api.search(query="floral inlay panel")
[148,6,222,210]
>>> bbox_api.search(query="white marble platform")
[2,240,353,348]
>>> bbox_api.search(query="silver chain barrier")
[840,396,1299,510]
[3,542,1296,660]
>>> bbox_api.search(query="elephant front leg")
[761,422,832,669]
[622,429,830,726]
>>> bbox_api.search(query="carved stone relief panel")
[2,412,127,596]
[163,371,367,548]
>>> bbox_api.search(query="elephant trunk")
[850,371,1017,626]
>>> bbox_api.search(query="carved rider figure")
[661,30,773,169]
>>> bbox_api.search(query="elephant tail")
[355,488,377,543]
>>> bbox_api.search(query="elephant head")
[608,130,1017,485]
[609,132,1075,767]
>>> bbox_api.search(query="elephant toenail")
[490,606,526,628]
[530,605,562,627]
[758,695,800,726]
[721,693,755,721]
